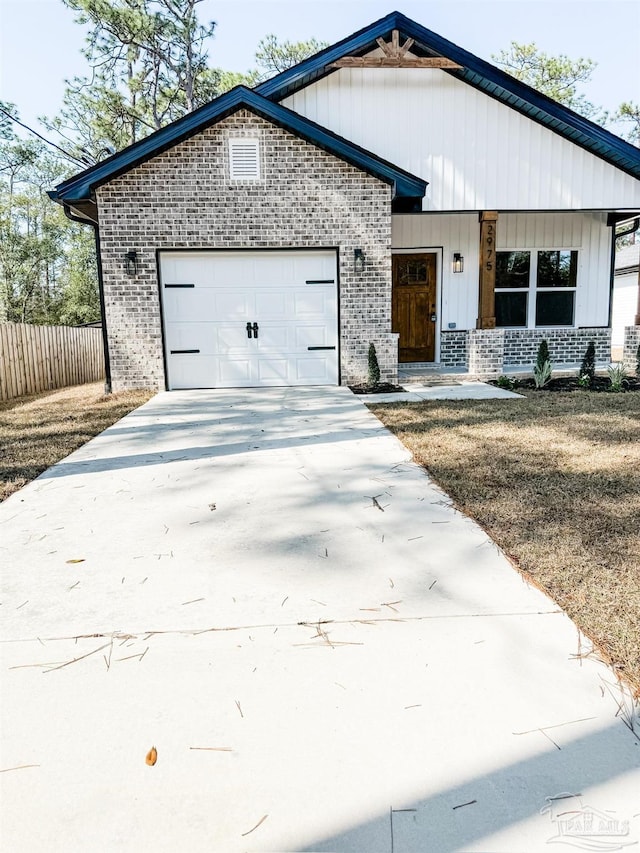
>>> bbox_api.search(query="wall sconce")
[452,252,464,273]
[125,250,138,276]
[354,248,365,273]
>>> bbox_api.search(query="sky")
[1,0,639,145]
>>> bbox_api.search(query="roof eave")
[256,10,640,182]
[50,85,426,206]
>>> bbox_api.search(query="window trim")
[495,248,578,329]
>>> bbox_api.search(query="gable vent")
[229,138,260,180]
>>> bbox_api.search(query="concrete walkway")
[1,388,638,852]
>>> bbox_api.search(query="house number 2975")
[485,223,494,271]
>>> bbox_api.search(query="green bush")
[536,339,551,373]
[608,362,628,392]
[367,342,381,388]
[533,359,553,389]
[497,375,516,390]
[533,340,552,388]
[579,341,596,384]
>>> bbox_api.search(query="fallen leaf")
[145,746,157,766]
[66,559,85,564]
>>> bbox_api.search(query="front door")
[392,253,437,362]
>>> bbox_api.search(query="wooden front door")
[392,253,437,362]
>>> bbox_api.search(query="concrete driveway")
[1,387,638,852]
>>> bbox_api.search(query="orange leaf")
[145,746,157,766]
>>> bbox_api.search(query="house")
[49,11,640,391]
[612,241,640,359]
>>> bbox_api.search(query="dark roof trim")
[256,10,640,182]
[49,86,426,205]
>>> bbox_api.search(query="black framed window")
[495,249,577,328]
[495,251,530,328]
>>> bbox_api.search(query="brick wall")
[96,109,394,390]
[622,326,640,373]
[440,331,468,367]
[503,328,611,367]
[467,329,505,377]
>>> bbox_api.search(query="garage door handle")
[246,322,253,339]
[252,322,259,339]
[307,346,336,351]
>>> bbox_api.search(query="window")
[495,249,577,328]
[229,138,260,180]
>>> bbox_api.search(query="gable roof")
[255,10,640,182]
[49,85,426,217]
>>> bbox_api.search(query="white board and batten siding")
[393,212,612,330]
[159,250,338,389]
[283,68,640,211]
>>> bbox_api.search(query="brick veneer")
[439,330,468,367]
[96,109,394,390]
[467,329,505,377]
[503,328,611,367]
[622,326,640,373]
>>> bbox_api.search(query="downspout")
[64,205,112,394]
[608,217,639,328]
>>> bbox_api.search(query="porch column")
[477,211,498,329]
[635,261,640,325]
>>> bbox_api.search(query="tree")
[45,0,221,158]
[612,101,640,145]
[215,34,328,92]
[492,42,603,120]
[0,104,99,325]
[253,34,328,81]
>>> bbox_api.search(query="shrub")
[533,359,553,389]
[636,343,640,377]
[536,339,551,373]
[533,339,552,388]
[497,375,516,390]
[367,342,381,388]
[579,341,596,384]
[608,362,628,392]
[577,373,591,389]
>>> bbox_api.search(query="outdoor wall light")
[125,250,138,276]
[453,252,464,273]
[354,248,366,273]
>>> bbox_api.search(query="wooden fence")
[0,323,105,402]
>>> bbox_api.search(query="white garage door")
[159,250,339,389]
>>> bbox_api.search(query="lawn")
[0,383,154,502]
[370,390,640,696]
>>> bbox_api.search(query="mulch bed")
[492,376,640,393]
[349,383,406,394]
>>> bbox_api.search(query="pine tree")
[367,343,381,388]
[579,341,596,382]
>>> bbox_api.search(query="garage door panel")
[256,325,293,350]
[160,250,338,389]
[165,322,213,353]
[214,291,253,319]
[169,355,217,389]
[216,325,253,353]
[295,325,333,348]
[296,357,333,381]
[256,358,292,382]
[219,358,252,384]
[255,291,288,317]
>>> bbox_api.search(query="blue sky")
[1,0,639,141]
